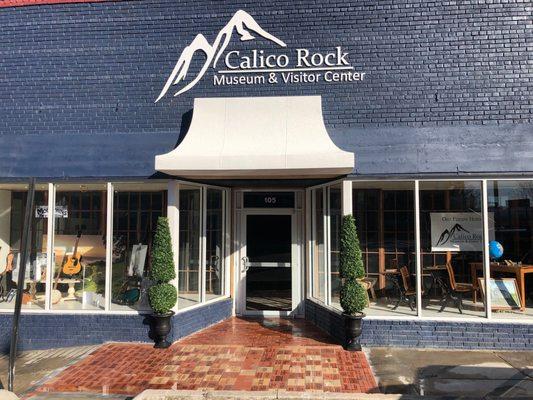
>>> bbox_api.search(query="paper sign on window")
[430,212,493,252]
[35,205,68,218]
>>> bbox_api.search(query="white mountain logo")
[155,10,286,102]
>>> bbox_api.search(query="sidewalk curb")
[133,390,533,400]
[0,389,20,400]
[133,391,395,400]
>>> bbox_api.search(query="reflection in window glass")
[312,188,325,302]
[178,186,201,309]
[0,184,48,310]
[488,180,533,320]
[111,184,167,311]
[349,182,416,316]
[420,181,484,318]
[205,189,224,301]
[52,184,107,310]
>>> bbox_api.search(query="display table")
[422,265,448,299]
[470,262,533,310]
[56,278,81,301]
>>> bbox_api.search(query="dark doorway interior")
[246,215,292,311]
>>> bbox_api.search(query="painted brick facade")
[305,299,533,350]
[0,0,118,8]
[0,0,531,177]
[0,298,232,351]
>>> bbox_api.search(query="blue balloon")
[489,241,504,259]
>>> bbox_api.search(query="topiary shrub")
[340,280,368,315]
[339,215,364,281]
[150,217,176,283]
[148,217,177,314]
[339,215,367,315]
[148,283,177,314]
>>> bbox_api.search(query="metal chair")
[439,262,474,314]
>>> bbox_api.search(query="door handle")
[241,256,250,273]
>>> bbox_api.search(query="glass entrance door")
[244,214,292,311]
[235,190,303,317]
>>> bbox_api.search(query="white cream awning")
[155,96,354,178]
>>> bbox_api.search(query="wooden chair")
[392,266,419,311]
[360,277,377,301]
[439,262,474,314]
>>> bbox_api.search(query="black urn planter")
[343,312,365,351]
[151,311,175,349]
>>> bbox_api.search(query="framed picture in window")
[478,278,521,310]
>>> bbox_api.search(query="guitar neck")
[72,234,81,256]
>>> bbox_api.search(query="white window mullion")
[200,186,207,303]
[311,190,317,299]
[414,180,422,318]
[305,188,312,299]
[325,187,331,306]
[104,182,113,311]
[167,181,180,313]
[224,189,231,298]
[45,183,55,311]
[482,180,492,319]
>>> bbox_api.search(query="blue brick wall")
[305,299,533,350]
[0,298,232,351]
[169,298,233,341]
[0,0,531,177]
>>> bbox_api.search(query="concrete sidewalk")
[366,347,533,398]
[0,346,99,396]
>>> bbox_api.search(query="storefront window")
[350,182,417,316]
[110,183,167,311]
[0,180,231,314]
[205,188,225,301]
[311,188,326,302]
[52,183,107,310]
[0,184,48,310]
[420,181,485,318]
[178,185,201,309]
[488,180,532,320]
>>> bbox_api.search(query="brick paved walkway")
[31,318,378,397]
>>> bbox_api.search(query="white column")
[167,181,180,312]
[482,180,492,319]
[45,183,55,311]
[414,180,422,317]
[104,183,113,311]
[341,180,353,216]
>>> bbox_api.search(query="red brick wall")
[0,0,120,8]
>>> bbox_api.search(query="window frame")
[306,177,533,323]
[0,180,230,316]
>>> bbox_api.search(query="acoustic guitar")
[52,231,82,304]
[62,231,83,275]
[5,251,32,304]
[6,251,14,272]
[51,251,69,304]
